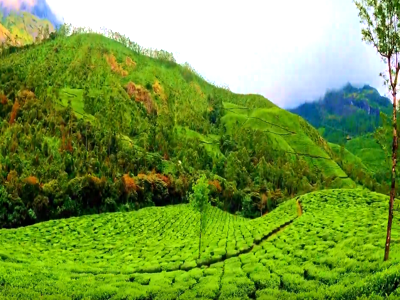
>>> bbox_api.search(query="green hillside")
[345,134,388,175]
[0,26,364,227]
[0,189,399,299]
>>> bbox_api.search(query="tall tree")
[189,175,210,259]
[354,0,400,261]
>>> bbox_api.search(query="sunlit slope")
[345,134,388,175]
[222,102,351,182]
[0,33,353,187]
[0,189,399,299]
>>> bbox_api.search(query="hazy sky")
[44,0,386,108]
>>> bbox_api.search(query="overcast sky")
[42,0,387,108]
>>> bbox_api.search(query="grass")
[175,126,223,160]
[221,102,352,182]
[345,134,388,174]
[0,200,298,276]
[0,190,399,299]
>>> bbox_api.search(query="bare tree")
[354,0,400,261]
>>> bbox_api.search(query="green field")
[221,102,351,182]
[345,134,388,174]
[0,189,399,299]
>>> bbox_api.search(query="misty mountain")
[289,83,392,144]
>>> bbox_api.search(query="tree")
[189,174,210,259]
[354,0,400,261]
[257,193,268,216]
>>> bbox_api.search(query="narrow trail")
[247,117,296,134]
[224,107,296,136]
[265,199,303,241]
[297,199,303,216]
[270,149,332,160]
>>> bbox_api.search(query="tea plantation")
[0,189,399,299]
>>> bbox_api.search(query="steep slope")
[290,83,392,143]
[0,31,356,228]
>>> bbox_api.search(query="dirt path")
[297,199,303,216]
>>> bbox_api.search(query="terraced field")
[1,189,400,299]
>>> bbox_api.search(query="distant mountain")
[0,0,58,45]
[289,83,392,143]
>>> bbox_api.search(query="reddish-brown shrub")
[19,90,35,102]
[208,180,222,193]
[153,80,167,102]
[125,82,156,114]
[126,81,136,98]
[25,176,39,185]
[125,57,136,68]
[9,100,20,125]
[105,53,128,77]
[0,94,7,105]
[122,174,138,193]
[156,173,170,186]
[6,170,17,183]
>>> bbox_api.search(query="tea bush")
[0,189,399,299]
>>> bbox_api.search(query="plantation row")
[0,200,298,274]
[0,189,399,299]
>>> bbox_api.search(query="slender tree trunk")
[198,215,202,259]
[384,91,397,261]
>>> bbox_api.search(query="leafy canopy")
[189,174,210,214]
[354,0,400,90]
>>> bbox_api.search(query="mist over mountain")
[289,83,392,143]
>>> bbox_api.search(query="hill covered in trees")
[290,83,392,144]
[0,24,384,228]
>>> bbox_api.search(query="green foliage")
[189,174,210,214]
[290,84,392,144]
[0,25,355,227]
[189,174,211,258]
[0,189,398,298]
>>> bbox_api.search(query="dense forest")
[0,23,390,229]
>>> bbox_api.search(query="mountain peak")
[289,83,392,143]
